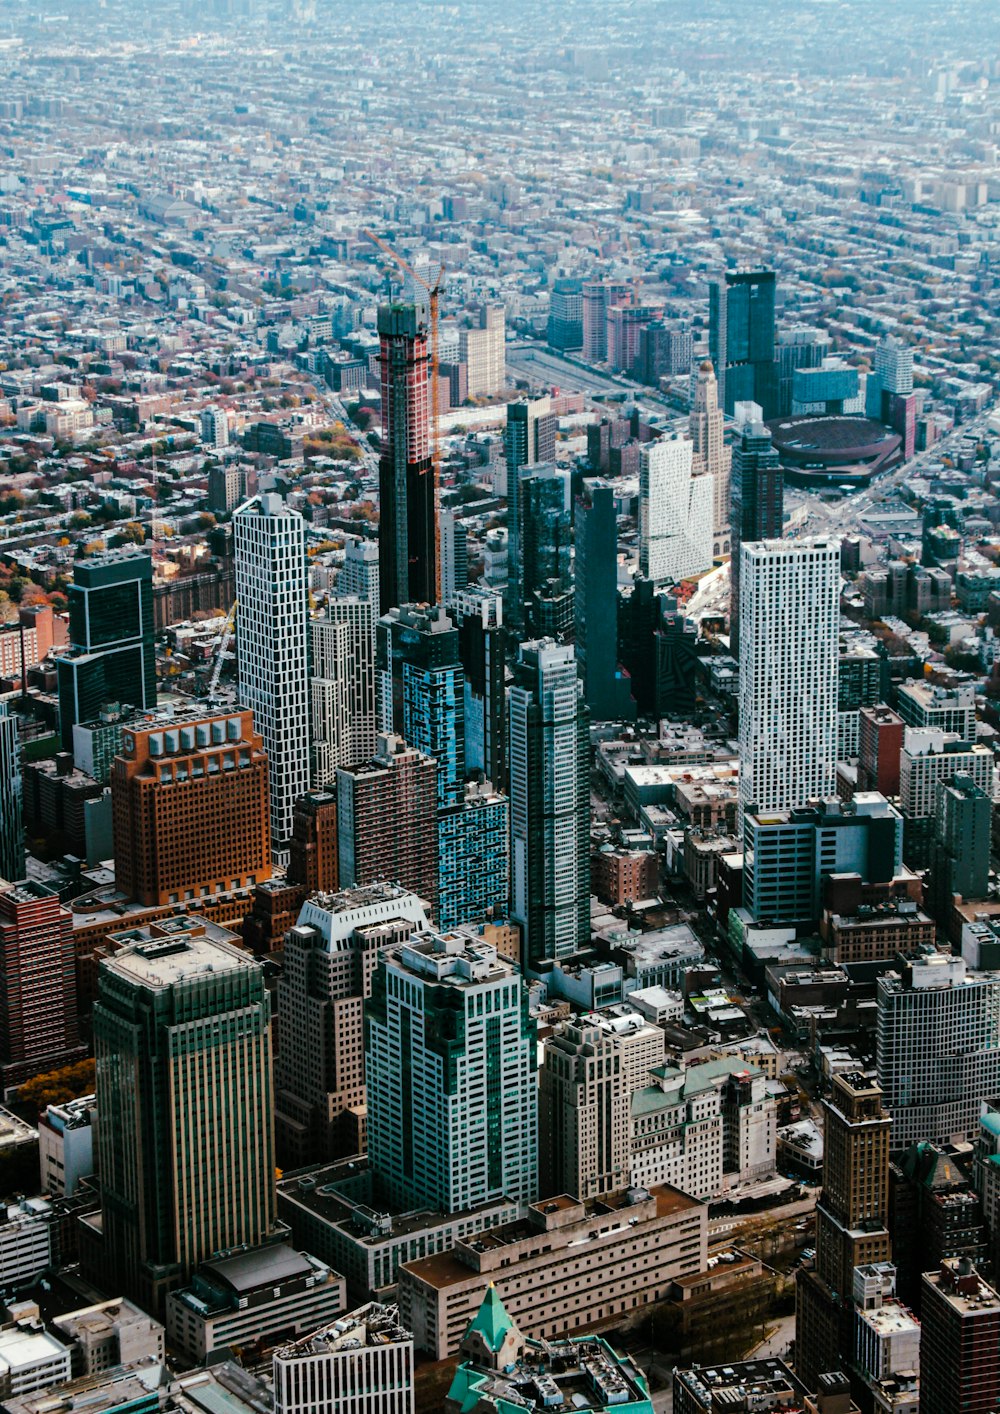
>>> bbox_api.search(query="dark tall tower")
[729,419,783,653]
[575,480,635,722]
[377,304,436,613]
[503,397,557,631]
[522,469,573,641]
[453,590,507,792]
[709,270,778,417]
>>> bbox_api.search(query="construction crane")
[206,600,237,697]
[361,228,445,604]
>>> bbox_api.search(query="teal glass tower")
[87,926,276,1315]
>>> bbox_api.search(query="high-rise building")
[336,734,438,915]
[897,680,976,738]
[377,303,436,612]
[547,278,584,351]
[275,883,431,1165]
[87,928,276,1314]
[878,954,1000,1148]
[437,780,510,931]
[337,536,380,630]
[728,419,783,653]
[366,930,537,1213]
[207,462,257,515]
[57,549,156,737]
[796,1072,892,1392]
[0,882,84,1088]
[858,706,905,797]
[638,435,714,587]
[574,480,635,722]
[930,772,991,919]
[503,397,558,630]
[0,705,24,884]
[452,589,507,790]
[776,326,830,417]
[899,728,993,869]
[287,789,339,895]
[234,493,311,859]
[539,1020,630,1200]
[708,269,778,417]
[200,406,230,449]
[738,539,839,821]
[522,467,573,639]
[920,1258,1000,1414]
[459,303,505,399]
[310,598,376,785]
[111,706,271,907]
[866,336,916,461]
[509,640,590,971]
[376,604,465,808]
[581,279,630,363]
[606,303,660,376]
[689,361,732,557]
[439,508,468,605]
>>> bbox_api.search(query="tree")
[17,1058,96,1113]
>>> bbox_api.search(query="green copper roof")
[467,1283,515,1353]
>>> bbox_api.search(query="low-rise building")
[273,1303,413,1414]
[38,1096,95,1198]
[165,1243,346,1365]
[52,1299,164,1377]
[0,1200,54,1291]
[0,1327,71,1402]
[399,1184,707,1360]
[674,1359,811,1414]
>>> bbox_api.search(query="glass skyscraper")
[709,269,778,418]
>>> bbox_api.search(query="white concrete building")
[310,598,376,786]
[0,1202,53,1291]
[234,493,311,858]
[199,406,229,449]
[738,539,840,820]
[38,1095,94,1197]
[336,538,380,634]
[638,434,713,586]
[0,1329,70,1401]
[273,1303,413,1414]
[899,729,993,820]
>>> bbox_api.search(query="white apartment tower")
[310,598,377,786]
[639,434,714,586]
[234,494,311,859]
[738,539,840,820]
[337,537,380,629]
[689,361,732,557]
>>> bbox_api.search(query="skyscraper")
[795,1071,891,1392]
[539,1020,630,1200]
[521,467,573,639]
[459,303,505,399]
[574,480,635,722]
[439,508,468,605]
[310,597,377,785]
[88,928,276,1314]
[275,882,431,1165]
[377,303,436,612]
[287,789,339,896]
[366,930,537,1213]
[738,539,839,820]
[452,589,507,790]
[503,397,557,629]
[0,882,84,1088]
[336,734,438,914]
[547,278,584,351]
[929,772,991,919]
[638,435,714,587]
[509,640,590,971]
[57,549,156,738]
[689,361,732,558]
[111,705,272,906]
[0,705,24,884]
[728,419,783,654]
[920,1258,1000,1414]
[234,493,311,860]
[337,536,380,630]
[376,604,465,808]
[581,279,630,363]
[708,270,778,418]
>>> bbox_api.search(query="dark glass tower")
[377,303,436,614]
[729,419,784,653]
[574,480,635,722]
[709,269,778,417]
[57,549,156,738]
[522,468,573,641]
[376,603,465,808]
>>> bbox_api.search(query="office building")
[509,640,590,971]
[0,705,24,884]
[728,419,783,653]
[166,1244,346,1365]
[57,550,156,737]
[607,303,661,376]
[111,705,271,907]
[0,1327,71,1402]
[458,302,505,398]
[310,598,376,785]
[738,540,840,821]
[777,325,831,416]
[858,706,905,797]
[877,954,1000,1148]
[930,773,991,918]
[0,1201,56,1292]
[337,536,380,628]
[889,1141,986,1313]
[867,337,917,462]
[744,795,903,925]
[582,279,630,363]
[639,435,713,587]
[689,361,732,557]
[899,728,993,869]
[539,1021,631,1201]
[439,507,468,605]
[377,303,436,612]
[38,1095,94,1198]
[920,1258,1000,1414]
[275,883,430,1166]
[709,270,778,417]
[399,1183,706,1360]
[287,789,339,896]
[446,1292,653,1414]
[336,735,438,915]
[234,493,311,858]
[796,1072,892,1392]
[0,883,83,1088]
[575,480,635,722]
[273,1303,414,1414]
[522,467,573,639]
[85,931,276,1314]
[52,1297,164,1376]
[437,780,510,931]
[503,397,557,628]
[547,277,584,351]
[377,603,465,807]
[366,931,537,1214]
[897,681,976,739]
[452,589,507,790]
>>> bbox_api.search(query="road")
[505,340,676,412]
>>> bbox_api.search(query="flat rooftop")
[102,933,257,987]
